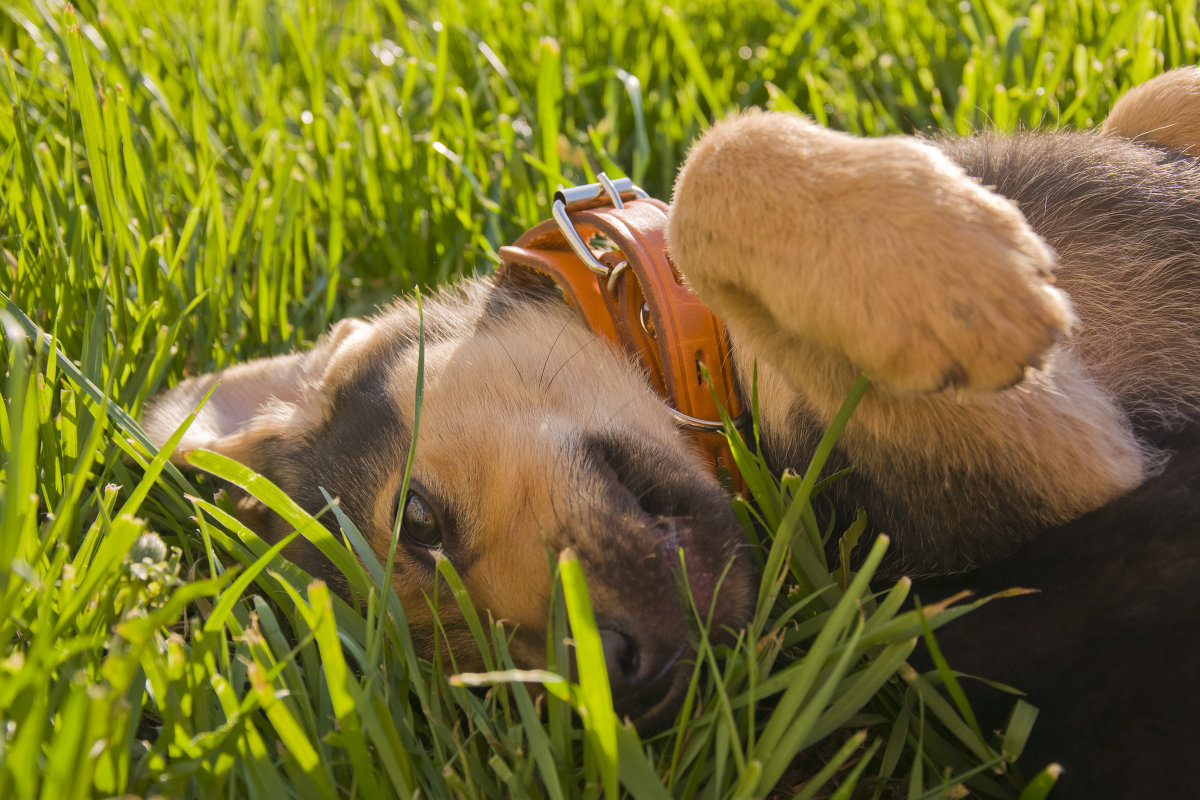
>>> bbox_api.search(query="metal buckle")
[551,173,649,278]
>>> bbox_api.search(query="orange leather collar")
[496,179,746,492]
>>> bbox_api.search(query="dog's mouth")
[578,435,755,731]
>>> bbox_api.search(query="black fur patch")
[913,424,1200,799]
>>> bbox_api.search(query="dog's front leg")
[667,112,1147,568]
[669,111,1073,394]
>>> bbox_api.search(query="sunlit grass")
[3,0,1194,796]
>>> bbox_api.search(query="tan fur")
[1103,66,1200,153]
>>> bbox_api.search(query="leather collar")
[495,178,746,492]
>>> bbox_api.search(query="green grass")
[1,0,1194,797]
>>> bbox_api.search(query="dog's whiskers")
[541,337,597,395]
[537,317,574,389]
[491,333,528,387]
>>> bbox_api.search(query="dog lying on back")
[144,68,1200,797]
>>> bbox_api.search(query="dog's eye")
[400,490,443,549]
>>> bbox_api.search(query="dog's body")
[145,69,1200,797]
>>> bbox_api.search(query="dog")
[144,68,1200,798]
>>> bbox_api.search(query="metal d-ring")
[669,407,752,434]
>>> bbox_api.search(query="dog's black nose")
[597,624,685,728]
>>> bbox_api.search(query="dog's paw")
[668,111,1074,394]
[1103,66,1200,155]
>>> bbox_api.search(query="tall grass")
[1,0,1194,796]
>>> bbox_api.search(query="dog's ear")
[142,318,371,469]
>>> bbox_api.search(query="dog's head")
[144,278,755,729]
